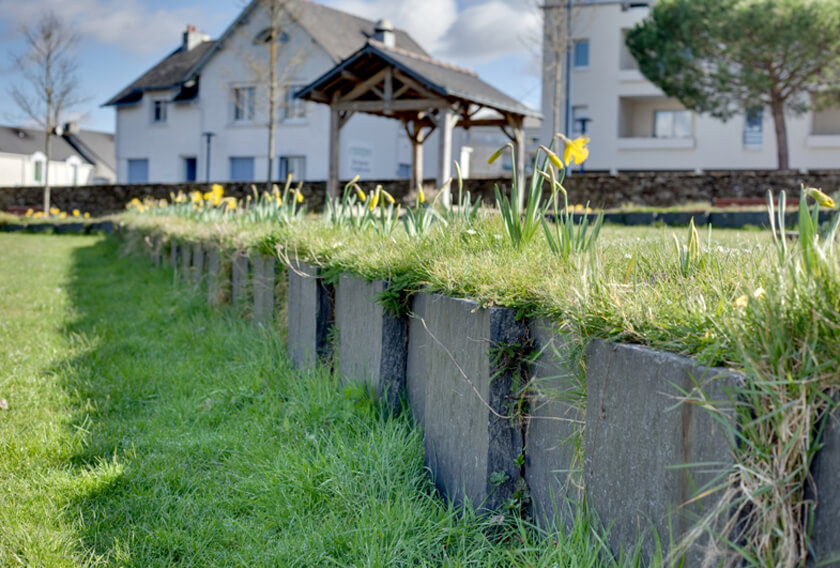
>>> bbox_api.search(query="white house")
[0,124,115,187]
[105,1,538,186]
[540,1,840,172]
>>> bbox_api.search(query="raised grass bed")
[113,200,840,567]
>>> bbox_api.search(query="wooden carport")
[296,39,541,199]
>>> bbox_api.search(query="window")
[654,110,692,138]
[152,100,167,123]
[127,159,149,183]
[397,163,411,178]
[33,160,44,183]
[71,163,79,186]
[279,156,305,180]
[229,157,255,181]
[184,157,197,182]
[233,86,256,121]
[283,85,306,120]
[573,40,589,69]
[743,107,763,149]
[572,106,590,136]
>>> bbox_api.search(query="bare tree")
[537,0,583,137]
[231,0,307,192]
[9,11,83,213]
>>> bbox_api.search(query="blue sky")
[0,0,542,133]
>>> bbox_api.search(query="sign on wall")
[347,141,374,177]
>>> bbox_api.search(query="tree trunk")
[266,1,278,192]
[770,97,789,170]
[44,128,51,214]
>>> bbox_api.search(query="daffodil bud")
[804,186,836,209]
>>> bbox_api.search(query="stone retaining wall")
[4,169,840,215]
[112,224,840,565]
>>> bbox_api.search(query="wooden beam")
[334,98,445,112]
[338,68,388,102]
[459,118,508,128]
[383,67,393,116]
[328,106,340,199]
[307,89,330,103]
[392,70,439,99]
[338,110,354,130]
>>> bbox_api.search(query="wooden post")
[328,105,340,199]
[411,137,423,193]
[437,107,454,204]
[514,119,526,211]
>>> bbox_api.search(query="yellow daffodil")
[350,174,360,185]
[733,295,749,309]
[84,212,90,219]
[380,187,395,204]
[538,145,564,169]
[368,188,380,210]
[25,209,33,217]
[418,188,426,204]
[49,207,60,215]
[72,209,80,217]
[191,191,202,204]
[33,211,45,218]
[211,183,224,195]
[59,212,67,218]
[803,186,836,209]
[225,198,237,210]
[295,190,304,203]
[557,134,590,166]
[488,143,513,164]
[355,185,367,202]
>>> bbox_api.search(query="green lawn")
[0,234,625,567]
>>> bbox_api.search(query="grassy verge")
[0,233,636,567]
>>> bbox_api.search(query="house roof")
[64,129,117,172]
[104,41,215,106]
[0,126,88,162]
[104,0,427,107]
[297,41,541,119]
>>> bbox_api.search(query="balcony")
[617,96,695,151]
[617,137,696,150]
[808,105,840,147]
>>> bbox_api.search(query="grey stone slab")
[231,251,250,305]
[286,261,333,370]
[409,293,527,511]
[206,247,229,307]
[54,222,84,234]
[525,318,584,530]
[584,340,741,563]
[152,236,163,267]
[191,243,205,284]
[335,275,406,411]
[180,241,192,283]
[406,293,431,426]
[253,255,276,328]
[169,240,179,270]
[810,402,840,567]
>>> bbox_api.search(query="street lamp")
[202,131,215,182]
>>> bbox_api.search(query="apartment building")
[541,1,840,172]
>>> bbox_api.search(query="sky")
[0,0,543,133]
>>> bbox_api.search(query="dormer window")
[254,28,288,44]
[152,100,167,123]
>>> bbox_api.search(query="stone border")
[335,275,407,411]
[286,261,333,370]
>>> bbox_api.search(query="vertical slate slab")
[406,293,431,426]
[408,293,527,511]
[231,251,250,305]
[152,236,163,267]
[180,241,192,283]
[206,247,229,307]
[584,340,741,563]
[525,318,584,530]
[252,255,276,328]
[191,242,206,284]
[810,403,840,567]
[335,275,407,411]
[169,240,179,271]
[286,261,332,370]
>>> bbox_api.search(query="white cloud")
[322,0,458,54]
[0,0,224,56]
[438,1,541,64]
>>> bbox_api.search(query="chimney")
[182,25,208,51]
[373,19,395,48]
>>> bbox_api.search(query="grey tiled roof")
[0,126,115,171]
[104,0,426,107]
[298,41,540,118]
[104,41,215,106]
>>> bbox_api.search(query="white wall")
[541,1,840,171]
[0,151,94,187]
